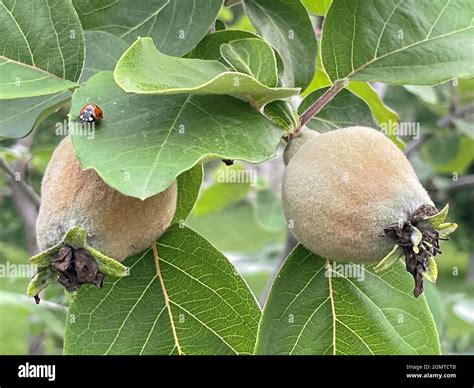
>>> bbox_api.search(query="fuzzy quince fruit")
[282,126,457,296]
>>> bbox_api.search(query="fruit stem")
[299,78,348,128]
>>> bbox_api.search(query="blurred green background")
[0,6,473,355]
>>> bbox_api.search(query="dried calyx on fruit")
[282,126,457,297]
[29,137,177,302]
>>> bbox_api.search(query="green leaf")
[302,0,332,15]
[254,189,286,232]
[457,78,474,103]
[243,0,317,88]
[422,204,449,228]
[190,30,260,61]
[322,0,474,85]
[79,31,129,83]
[0,0,84,98]
[421,135,474,173]
[0,91,70,138]
[64,225,261,355]
[220,38,277,87]
[374,244,404,273]
[0,61,77,99]
[187,201,285,253]
[173,165,203,224]
[263,100,300,133]
[114,37,298,108]
[72,0,223,57]
[191,30,287,84]
[70,72,283,199]
[193,164,251,216]
[454,119,474,139]
[438,223,458,238]
[299,88,379,132]
[256,245,441,355]
[424,257,438,283]
[0,291,66,338]
[346,81,399,131]
[404,85,438,105]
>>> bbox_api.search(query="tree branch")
[2,135,40,255]
[436,102,474,128]
[404,134,429,157]
[447,174,474,191]
[0,157,40,206]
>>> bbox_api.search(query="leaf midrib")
[119,0,170,38]
[0,56,71,82]
[346,20,473,80]
[330,267,419,354]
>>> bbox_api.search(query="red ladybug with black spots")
[78,104,103,123]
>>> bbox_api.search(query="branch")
[299,79,348,128]
[404,134,429,157]
[0,157,40,206]
[437,102,474,128]
[2,135,40,255]
[447,174,474,191]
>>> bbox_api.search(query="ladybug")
[79,104,103,123]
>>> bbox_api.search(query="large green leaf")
[70,72,283,199]
[79,31,129,83]
[256,245,441,355]
[243,0,317,89]
[72,0,223,57]
[0,91,70,138]
[322,0,474,85]
[299,88,379,132]
[114,38,298,107]
[64,225,261,355]
[0,0,84,99]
